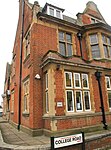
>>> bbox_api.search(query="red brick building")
[2,0,111,136]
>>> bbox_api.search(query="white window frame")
[65,72,73,88]
[74,73,81,89]
[82,74,89,89]
[83,91,91,111]
[66,90,74,112]
[65,71,91,113]
[105,76,111,109]
[47,6,63,19]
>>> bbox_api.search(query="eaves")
[82,22,111,33]
[37,12,82,31]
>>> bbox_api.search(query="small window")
[65,72,72,88]
[82,74,89,89]
[56,10,61,18]
[74,73,81,88]
[91,18,95,24]
[49,7,54,16]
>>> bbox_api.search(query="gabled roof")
[42,3,65,13]
[83,1,106,23]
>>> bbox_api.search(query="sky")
[0,0,111,105]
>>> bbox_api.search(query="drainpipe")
[18,0,25,130]
[77,32,83,59]
[95,71,108,130]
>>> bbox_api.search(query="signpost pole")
[82,132,85,150]
[51,137,54,150]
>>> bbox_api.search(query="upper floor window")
[91,18,101,24]
[49,7,54,16]
[47,5,63,19]
[102,35,111,58]
[24,32,30,59]
[90,34,100,58]
[59,31,73,57]
[65,72,91,112]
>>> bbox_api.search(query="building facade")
[2,0,111,136]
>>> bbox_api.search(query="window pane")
[46,73,48,89]
[24,96,27,111]
[56,10,61,18]
[66,34,72,43]
[90,34,98,44]
[65,72,72,87]
[91,45,100,58]
[108,92,111,108]
[105,77,110,89]
[107,37,111,45]
[109,47,111,58]
[66,91,74,111]
[91,18,95,24]
[46,92,49,113]
[59,32,64,41]
[104,45,108,58]
[67,44,72,56]
[59,42,66,56]
[49,8,54,16]
[102,35,106,44]
[75,91,82,111]
[84,91,90,110]
[74,73,81,88]
[82,74,89,88]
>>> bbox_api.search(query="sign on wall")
[51,132,85,149]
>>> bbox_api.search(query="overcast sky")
[0,0,111,105]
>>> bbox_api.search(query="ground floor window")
[11,90,14,113]
[65,72,91,112]
[105,76,111,109]
[23,78,30,113]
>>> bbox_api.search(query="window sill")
[93,58,111,62]
[22,111,29,117]
[65,111,95,117]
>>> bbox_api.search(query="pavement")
[0,117,50,150]
[1,117,111,150]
